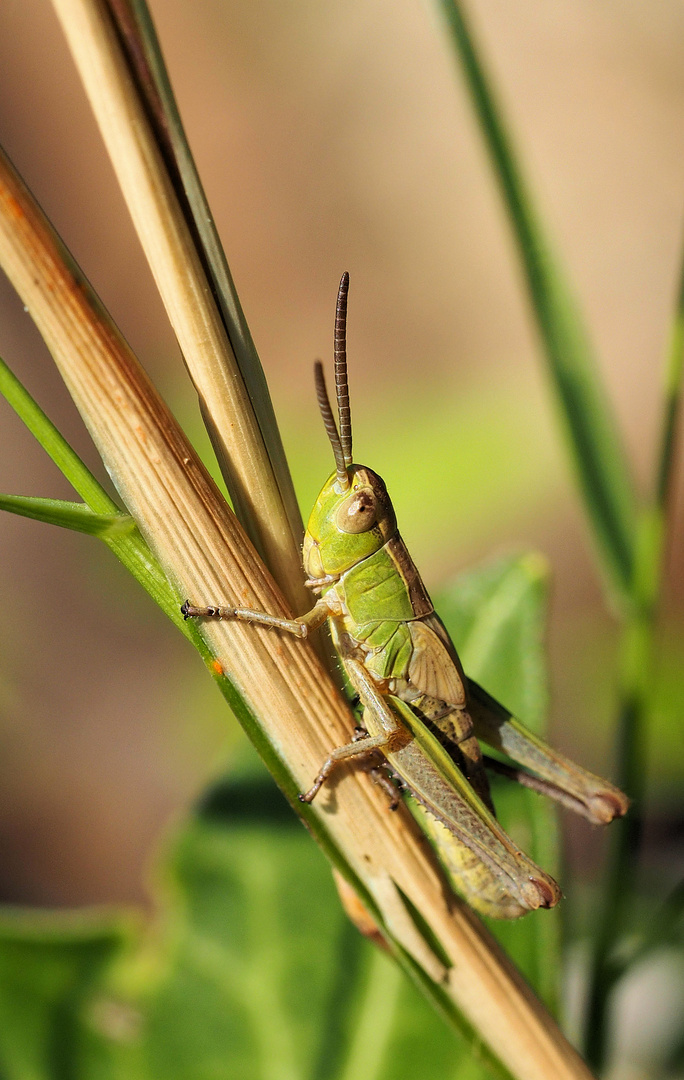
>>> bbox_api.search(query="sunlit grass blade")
[0,493,135,537]
[0,352,119,514]
[434,0,637,603]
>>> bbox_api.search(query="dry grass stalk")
[0,143,595,1080]
[50,0,309,617]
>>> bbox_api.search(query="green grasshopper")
[182,273,628,919]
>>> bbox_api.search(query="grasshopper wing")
[407,620,467,706]
[383,696,561,913]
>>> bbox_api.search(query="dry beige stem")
[0,146,594,1080]
[50,0,308,617]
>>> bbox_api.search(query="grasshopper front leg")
[181,598,398,801]
[181,598,330,637]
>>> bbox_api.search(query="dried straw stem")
[50,0,308,615]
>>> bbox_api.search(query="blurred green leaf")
[436,553,561,1011]
[81,760,480,1080]
[0,493,135,537]
[0,760,505,1079]
[0,908,132,1080]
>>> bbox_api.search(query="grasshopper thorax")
[303,465,397,579]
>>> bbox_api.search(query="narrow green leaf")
[0,352,192,639]
[0,492,135,537]
[582,236,684,1068]
[0,352,119,514]
[434,0,637,602]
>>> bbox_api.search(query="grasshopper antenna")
[334,271,352,468]
[314,360,350,490]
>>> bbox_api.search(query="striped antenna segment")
[314,361,350,489]
[334,272,352,467]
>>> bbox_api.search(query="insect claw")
[181,600,191,620]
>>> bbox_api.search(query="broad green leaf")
[436,553,561,1012]
[32,758,473,1080]
[0,493,135,538]
[135,765,476,1080]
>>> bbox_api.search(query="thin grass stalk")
[434,0,637,604]
[0,351,191,630]
[582,236,684,1070]
[0,143,596,1080]
[50,0,309,618]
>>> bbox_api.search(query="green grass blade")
[0,351,191,637]
[0,352,118,513]
[0,353,425,1054]
[0,493,135,537]
[582,229,684,1071]
[434,0,637,602]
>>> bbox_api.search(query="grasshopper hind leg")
[408,694,495,814]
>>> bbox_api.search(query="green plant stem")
[0,351,188,634]
[0,493,135,536]
[435,0,637,602]
[582,243,684,1071]
[0,353,119,513]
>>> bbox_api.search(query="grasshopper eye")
[336,489,377,534]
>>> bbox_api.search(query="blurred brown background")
[0,0,682,913]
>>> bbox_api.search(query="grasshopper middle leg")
[298,648,410,804]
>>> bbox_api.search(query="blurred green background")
[0,1,682,1075]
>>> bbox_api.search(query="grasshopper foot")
[181,600,225,620]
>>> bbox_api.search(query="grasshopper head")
[302,273,397,580]
[303,465,397,578]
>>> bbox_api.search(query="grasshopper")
[182,273,628,919]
